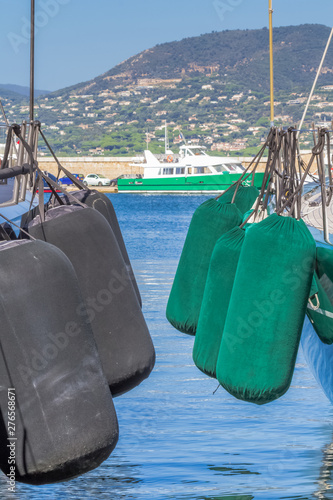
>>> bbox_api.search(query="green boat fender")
[216,213,316,405]
[193,226,246,378]
[242,209,254,223]
[306,248,333,344]
[317,246,333,280]
[218,185,259,215]
[166,199,243,335]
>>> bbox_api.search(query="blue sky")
[0,0,332,91]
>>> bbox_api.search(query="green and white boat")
[117,145,264,193]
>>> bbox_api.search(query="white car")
[83,173,111,187]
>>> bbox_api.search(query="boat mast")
[165,121,170,154]
[269,0,274,127]
[297,27,333,137]
[30,0,35,122]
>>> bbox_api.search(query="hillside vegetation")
[1,24,332,156]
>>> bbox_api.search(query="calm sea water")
[2,194,333,500]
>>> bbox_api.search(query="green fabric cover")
[308,274,318,299]
[307,272,333,344]
[317,247,333,281]
[193,226,245,378]
[217,214,316,405]
[306,247,333,345]
[242,209,254,223]
[219,185,259,214]
[166,199,242,335]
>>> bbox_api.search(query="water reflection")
[208,465,260,476]
[199,496,254,500]
[1,458,143,500]
[315,434,333,499]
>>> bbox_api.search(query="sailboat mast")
[30,0,35,122]
[269,0,274,127]
[165,121,169,154]
[298,27,333,137]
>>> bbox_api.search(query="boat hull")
[301,315,333,403]
[301,235,333,404]
[117,172,265,193]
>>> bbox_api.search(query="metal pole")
[269,0,274,127]
[297,27,333,138]
[0,100,10,127]
[0,100,19,158]
[30,0,35,122]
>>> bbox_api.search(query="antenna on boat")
[269,0,274,127]
[30,0,35,122]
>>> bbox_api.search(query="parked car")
[83,173,111,187]
[59,173,84,186]
[36,171,61,193]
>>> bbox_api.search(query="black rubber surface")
[26,206,155,396]
[0,240,118,484]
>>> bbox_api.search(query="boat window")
[213,165,228,173]
[190,147,206,156]
[193,167,209,174]
[162,168,174,175]
[175,168,185,175]
[224,163,245,172]
[187,168,193,175]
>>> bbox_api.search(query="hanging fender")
[0,239,118,484]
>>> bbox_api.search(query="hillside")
[55,24,333,97]
[0,87,26,109]
[0,84,50,98]
[1,24,332,156]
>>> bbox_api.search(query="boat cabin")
[141,147,245,179]
[159,163,244,176]
[179,145,208,158]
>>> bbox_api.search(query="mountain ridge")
[0,84,50,97]
[51,24,333,98]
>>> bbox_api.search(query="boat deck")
[302,183,333,240]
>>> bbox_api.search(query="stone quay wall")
[37,157,144,179]
[37,152,314,179]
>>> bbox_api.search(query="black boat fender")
[0,239,118,484]
[25,205,155,396]
[54,189,142,307]
[21,189,142,307]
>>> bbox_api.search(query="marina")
[0,0,333,498]
[0,194,331,499]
